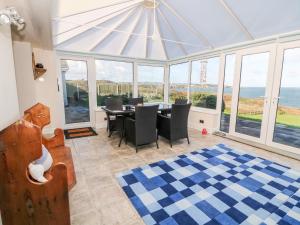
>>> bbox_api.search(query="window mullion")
[188,60,192,103]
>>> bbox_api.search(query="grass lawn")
[224,112,300,128]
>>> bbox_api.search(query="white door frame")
[266,40,300,153]
[229,44,277,144]
[56,54,95,129]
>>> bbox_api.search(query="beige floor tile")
[71,210,102,225]
[69,189,94,217]
[66,128,300,224]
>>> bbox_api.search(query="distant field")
[232,112,300,128]
[223,94,300,128]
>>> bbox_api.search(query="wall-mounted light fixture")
[0,7,25,31]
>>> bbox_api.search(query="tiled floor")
[67,128,300,225]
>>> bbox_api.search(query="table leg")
[118,118,125,147]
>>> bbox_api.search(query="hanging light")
[142,0,159,41]
[0,13,10,25]
[0,7,25,31]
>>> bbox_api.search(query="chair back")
[135,105,158,145]
[171,103,191,138]
[175,98,188,105]
[128,97,143,106]
[105,97,123,110]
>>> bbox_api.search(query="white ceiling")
[45,0,300,59]
[4,0,53,49]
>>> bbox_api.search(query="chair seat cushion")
[34,145,53,171]
[28,145,53,183]
[28,163,48,183]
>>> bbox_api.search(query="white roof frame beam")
[58,0,141,19]
[157,8,187,55]
[159,0,213,49]
[89,7,139,51]
[54,5,141,47]
[218,0,254,40]
[144,9,150,58]
[119,8,143,55]
[54,2,141,37]
[155,9,169,59]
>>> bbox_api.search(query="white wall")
[33,48,63,129]
[188,110,219,133]
[13,41,36,112]
[0,17,20,131]
[13,41,63,131]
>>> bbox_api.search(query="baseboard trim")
[96,122,106,129]
[217,133,300,161]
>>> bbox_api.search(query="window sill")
[95,106,219,115]
[95,107,104,112]
[190,106,219,115]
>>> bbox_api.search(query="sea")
[189,87,300,108]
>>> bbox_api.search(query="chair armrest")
[125,117,136,144]
[42,128,65,148]
[125,117,136,123]
[157,114,170,120]
[157,113,170,129]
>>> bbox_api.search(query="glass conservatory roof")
[52,0,300,60]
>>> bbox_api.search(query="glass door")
[230,46,276,143]
[268,43,300,150]
[60,59,91,125]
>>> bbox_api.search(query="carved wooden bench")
[0,120,71,225]
[24,103,76,190]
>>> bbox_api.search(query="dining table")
[102,103,172,147]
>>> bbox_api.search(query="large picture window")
[138,65,164,103]
[190,57,220,109]
[169,62,189,103]
[273,47,300,148]
[95,60,133,106]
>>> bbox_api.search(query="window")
[235,52,270,138]
[169,62,189,103]
[95,60,133,106]
[220,54,236,133]
[273,48,300,148]
[190,57,220,109]
[138,65,164,103]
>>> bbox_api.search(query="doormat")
[64,127,97,139]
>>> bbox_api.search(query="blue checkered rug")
[116,144,300,225]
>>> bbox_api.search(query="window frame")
[168,61,191,104]
[136,64,166,104]
[94,58,134,107]
[189,56,221,110]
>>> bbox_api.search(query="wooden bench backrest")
[24,103,51,129]
[0,120,70,225]
[24,103,65,148]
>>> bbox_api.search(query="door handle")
[272,97,280,104]
[259,96,268,99]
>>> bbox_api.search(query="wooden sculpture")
[0,120,70,225]
[24,103,76,190]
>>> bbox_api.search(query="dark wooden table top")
[102,104,172,115]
